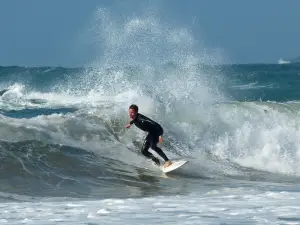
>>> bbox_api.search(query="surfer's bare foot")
[163,160,172,168]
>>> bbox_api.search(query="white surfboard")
[159,159,189,173]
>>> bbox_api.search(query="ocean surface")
[1,62,300,225]
[1,9,300,224]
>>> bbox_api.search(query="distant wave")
[278,58,291,64]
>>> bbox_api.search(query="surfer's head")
[129,104,138,119]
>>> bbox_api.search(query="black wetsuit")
[130,113,169,162]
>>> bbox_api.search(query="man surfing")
[126,104,172,168]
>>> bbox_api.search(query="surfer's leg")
[152,146,169,161]
[141,139,153,159]
[150,135,169,162]
[141,134,160,165]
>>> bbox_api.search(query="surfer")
[126,104,172,168]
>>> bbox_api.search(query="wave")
[1,95,300,180]
[0,139,172,200]
[1,91,300,200]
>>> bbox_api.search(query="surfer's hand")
[126,124,130,128]
[159,136,163,143]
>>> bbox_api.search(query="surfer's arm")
[126,119,136,128]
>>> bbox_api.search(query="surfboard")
[159,159,189,173]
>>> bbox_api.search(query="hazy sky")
[0,0,299,67]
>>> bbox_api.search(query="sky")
[0,0,299,67]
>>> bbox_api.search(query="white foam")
[197,102,300,176]
[1,187,300,224]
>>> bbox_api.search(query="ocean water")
[2,9,300,225]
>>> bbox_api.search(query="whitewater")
[1,8,300,225]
